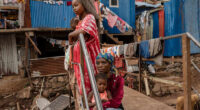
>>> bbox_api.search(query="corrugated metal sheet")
[30,0,75,28]
[30,56,66,75]
[164,0,200,56]
[152,12,159,38]
[163,0,184,56]
[184,0,200,54]
[101,0,135,34]
[0,35,18,75]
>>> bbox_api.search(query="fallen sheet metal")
[30,56,66,76]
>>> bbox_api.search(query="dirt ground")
[150,55,200,109]
[0,55,200,110]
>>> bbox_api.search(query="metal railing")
[77,33,103,110]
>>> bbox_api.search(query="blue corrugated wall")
[184,0,200,54]
[152,12,159,38]
[30,0,75,28]
[164,0,200,56]
[101,0,135,34]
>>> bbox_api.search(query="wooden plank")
[124,57,182,62]
[125,71,183,88]
[0,28,72,33]
[182,35,191,110]
[24,0,31,28]
[25,32,41,55]
[0,6,19,10]
[123,86,175,110]
[104,30,123,44]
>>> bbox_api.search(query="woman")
[96,53,124,110]
[69,0,100,95]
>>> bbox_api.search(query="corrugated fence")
[30,0,75,28]
[164,0,200,56]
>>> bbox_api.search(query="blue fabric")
[152,12,159,38]
[139,40,150,58]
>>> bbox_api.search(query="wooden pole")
[182,35,191,110]
[24,0,31,28]
[139,53,142,92]
[144,71,150,96]
[25,34,33,87]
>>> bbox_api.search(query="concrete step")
[122,86,175,110]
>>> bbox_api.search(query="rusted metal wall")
[30,56,66,75]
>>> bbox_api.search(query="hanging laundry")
[135,1,162,8]
[49,39,56,47]
[117,45,124,57]
[107,12,118,28]
[139,40,150,58]
[149,39,163,65]
[115,17,127,33]
[100,3,132,33]
[64,45,71,70]
[149,39,162,56]
[56,40,62,45]
[67,1,72,6]
[57,1,64,5]
[140,11,147,30]
[125,43,138,58]
[146,15,154,40]
[124,44,128,57]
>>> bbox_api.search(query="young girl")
[88,73,112,110]
[68,1,100,109]
[69,0,100,94]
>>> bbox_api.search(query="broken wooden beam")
[25,35,33,87]
[144,71,150,96]
[125,71,183,88]
[25,32,42,55]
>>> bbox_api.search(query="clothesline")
[40,36,68,48]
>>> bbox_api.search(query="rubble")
[16,86,32,99]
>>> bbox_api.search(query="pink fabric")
[103,74,124,108]
[115,17,126,33]
[91,90,108,103]
[94,1,99,14]
[73,14,100,95]
[107,12,118,28]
